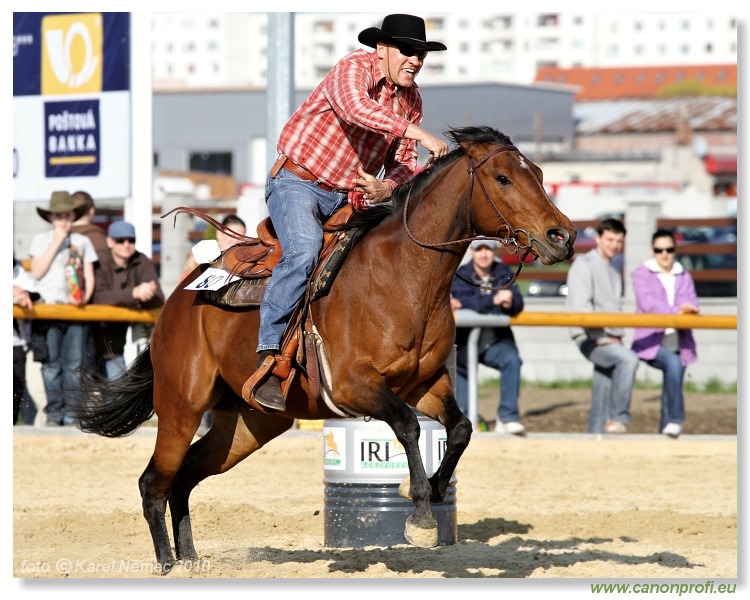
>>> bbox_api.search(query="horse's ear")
[458,140,491,161]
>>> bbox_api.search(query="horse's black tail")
[73,347,155,438]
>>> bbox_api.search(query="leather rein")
[402,144,535,290]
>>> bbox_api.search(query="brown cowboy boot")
[254,351,286,411]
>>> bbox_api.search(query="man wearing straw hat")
[28,191,98,426]
[252,13,449,410]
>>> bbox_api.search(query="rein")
[402,144,535,290]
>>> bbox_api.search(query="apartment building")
[151,12,737,90]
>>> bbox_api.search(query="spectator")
[71,190,108,376]
[251,13,449,411]
[182,214,247,280]
[92,221,165,379]
[566,218,639,434]
[451,240,526,435]
[13,258,39,425]
[71,190,108,257]
[28,191,98,426]
[631,229,699,438]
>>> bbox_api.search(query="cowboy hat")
[358,14,447,52]
[36,191,87,223]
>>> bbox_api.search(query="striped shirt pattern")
[277,49,423,208]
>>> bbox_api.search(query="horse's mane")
[332,126,513,233]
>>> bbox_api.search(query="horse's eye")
[496,175,511,186]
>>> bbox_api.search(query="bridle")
[402,144,536,290]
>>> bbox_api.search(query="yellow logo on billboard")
[42,13,103,95]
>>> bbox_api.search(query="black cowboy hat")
[36,191,87,223]
[358,14,447,52]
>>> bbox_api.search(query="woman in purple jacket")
[631,229,699,438]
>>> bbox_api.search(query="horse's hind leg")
[167,402,294,562]
[139,418,199,572]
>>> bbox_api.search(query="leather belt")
[271,154,343,193]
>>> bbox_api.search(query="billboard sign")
[13,12,130,201]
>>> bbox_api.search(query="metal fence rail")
[14,304,737,430]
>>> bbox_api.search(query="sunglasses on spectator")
[653,247,676,254]
[395,43,428,61]
[113,237,136,244]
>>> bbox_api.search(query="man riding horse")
[253,13,449,410]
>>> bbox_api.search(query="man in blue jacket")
[451,240,525,435]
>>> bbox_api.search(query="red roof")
[704,154,737,175]
[535,65,736,100]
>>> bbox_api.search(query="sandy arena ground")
[13,424,736,581]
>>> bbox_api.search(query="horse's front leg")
[415,370,473,502]
[385,401,439,547]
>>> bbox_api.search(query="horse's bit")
[402,144,536,290]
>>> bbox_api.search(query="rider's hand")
[353,166,393,204]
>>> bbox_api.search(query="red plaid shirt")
[277,49,423,208]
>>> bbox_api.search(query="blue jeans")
[41,321,84,424]
[645,346,686,431]
[257,168,348,351]
[456,339,522,422]
[578,338,639,433]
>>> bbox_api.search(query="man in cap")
[92,221,165,379]
[28,191,98,425]
[251,13,449,410]
[450,240,526,435]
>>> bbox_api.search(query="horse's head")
[451,127,576,265]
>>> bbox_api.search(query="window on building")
[425,18,444,30]
[189,152,232,175]
[313,20,334,33]
[537,14,559,27]
[705,43,714,54]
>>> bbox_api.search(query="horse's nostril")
[546,228,570,246]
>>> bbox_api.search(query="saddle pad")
[198,227,363,309]
[199,276,268,308]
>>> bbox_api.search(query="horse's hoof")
[398,476,411,500]
[404,515,438,548]
[158,560,174,576]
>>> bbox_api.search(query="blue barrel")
[322,414,457,548]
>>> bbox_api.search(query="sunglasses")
[395,43,428,61]
[113,237,136,245]
[653,247,676,254]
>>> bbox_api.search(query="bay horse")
[75,126,575,573]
